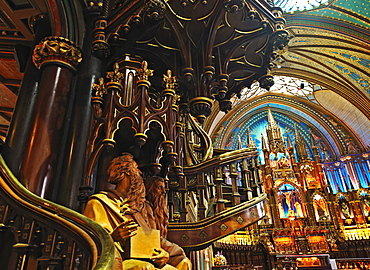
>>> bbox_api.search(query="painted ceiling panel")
[304,8,370,29]
[280,53,353,90]
[288,34,368,48]
[330,0,370,22]
[314,90,370,147]
[286,17,370,44]
[285,47,370,97]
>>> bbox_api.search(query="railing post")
[230,163,241,206]
[251,157,261,196]
[197,173,206,220]
[242,158,254,200]
[214,167,226,213]
[178,171,188,222]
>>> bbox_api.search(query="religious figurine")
[294,201,304,218]
[84,153,191,270]
[145,176,169,238]
[362,197,370,217]
[340,201,351,219]
[278,155,291,169]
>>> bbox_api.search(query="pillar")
[2,15,51,178]
[56,6,108,209]
[19,36,82,199]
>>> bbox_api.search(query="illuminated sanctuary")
[0,0,369,270]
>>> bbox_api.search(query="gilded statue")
[340,201,351,219]
[84,153,191,270]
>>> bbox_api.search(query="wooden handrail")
[0,154,115,270]
[167,193,267,250]
[183,148,259,174]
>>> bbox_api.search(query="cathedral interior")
[0,0,369,269]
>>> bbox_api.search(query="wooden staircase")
[0,155,115,270]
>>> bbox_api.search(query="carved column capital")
[32,36,82,71]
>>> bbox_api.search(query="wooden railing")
[167,148,267,250]
[167,193,267,250]
[168,148,264,222]
[0,155,115,270]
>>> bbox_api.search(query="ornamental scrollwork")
[225,0,245,13]
[32,36,82,70]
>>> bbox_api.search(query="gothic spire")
[286,134,293,149]
[265,107,285,153]
[261,133,268,151]
[246,128,256,148]
[267,107,278,129]
[294,124,308,161]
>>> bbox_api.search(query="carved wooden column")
[3,15,51,178]
[176,103,187,221]
[269,188,283,227]
[252,157,262,196]
[135,60,153,141]
[20,36,82,199]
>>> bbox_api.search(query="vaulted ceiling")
[207,0,370,160]
[0,0,369,159]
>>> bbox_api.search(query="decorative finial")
[106,62,124,82]
[163,69,177,90]
[92,77,107,97]
[137,60,153,81]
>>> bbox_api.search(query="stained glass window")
[274,0,331,13]
[235,76,321,105]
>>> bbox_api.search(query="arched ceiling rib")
[209,93,366,158]
[315,90,370,147]
[272,0,370,120]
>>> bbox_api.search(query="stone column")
[20,36,82,199]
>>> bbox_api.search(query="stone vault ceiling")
[0,0,368,156]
